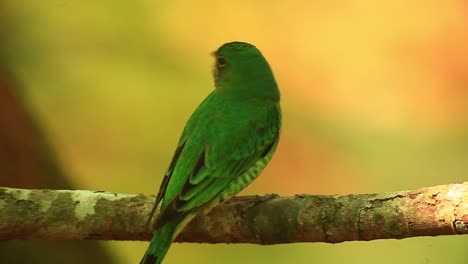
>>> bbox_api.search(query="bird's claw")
[255,193,279,203]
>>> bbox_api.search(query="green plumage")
[140,41,281,264]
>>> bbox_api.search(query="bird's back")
[161,90,280,210]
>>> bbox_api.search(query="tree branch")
[1,182,467,244]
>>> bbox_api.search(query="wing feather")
[153,103,280,229]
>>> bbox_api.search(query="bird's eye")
[217,57,227,68]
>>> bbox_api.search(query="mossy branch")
[1,182,468,243]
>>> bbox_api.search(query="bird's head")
[212,41,279,102]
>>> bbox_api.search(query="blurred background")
[1,0,468,263]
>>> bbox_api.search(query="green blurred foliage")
[2,0,468,263]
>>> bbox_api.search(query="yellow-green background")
[2,0,468,263]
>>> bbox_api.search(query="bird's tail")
[140,220,179,264]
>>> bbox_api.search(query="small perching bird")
[140,41,282,264]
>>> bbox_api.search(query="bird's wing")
[145,134,188,228]
[146,92,216,227]
[153,103,280,229]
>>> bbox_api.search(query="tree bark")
[1,182,467,244]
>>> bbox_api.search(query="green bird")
[140,41,281,264]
